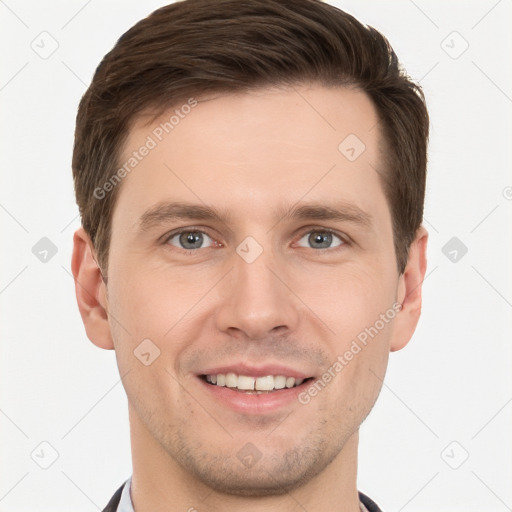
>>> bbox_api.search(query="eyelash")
[162,227,349,253]
[295,228,347,250]
[163,228,220,253]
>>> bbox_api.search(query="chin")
[175,440,333,498]
[191,463,319,497]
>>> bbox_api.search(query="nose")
[214,245,300,341]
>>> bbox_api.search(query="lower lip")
[198,377,310,415]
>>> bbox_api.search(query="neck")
[129,406,361,512]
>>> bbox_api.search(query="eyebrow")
[136,200,373,232]
[278,202,372,228]
[138,202,234,232]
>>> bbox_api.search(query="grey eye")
[297,230,343,249]
[168,231,214,250]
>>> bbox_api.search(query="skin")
[72,84,428,512]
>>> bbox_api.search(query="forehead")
[113,84,387,229]
[129,84,380,157]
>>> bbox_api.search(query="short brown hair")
[72,0,428,274]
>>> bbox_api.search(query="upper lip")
[198,363,313,380]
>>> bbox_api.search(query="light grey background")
[1,1,511,511]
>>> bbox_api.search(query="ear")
[390,226,428,352]
[71,227,114,350]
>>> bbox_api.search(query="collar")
[116,478,377,512]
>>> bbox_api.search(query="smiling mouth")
[200,373,314,393]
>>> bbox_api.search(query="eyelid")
[162,227,221,248]
[293,226,350,247]
[160,225,350,251]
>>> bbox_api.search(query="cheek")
[296,263,395,395]
[295,261,397,338]
[108,262,214,341]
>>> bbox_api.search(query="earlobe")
[390,226,428,352]
[71,227,114,350]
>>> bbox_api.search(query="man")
[71,0,429,510]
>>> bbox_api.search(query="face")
[76,84,425,496]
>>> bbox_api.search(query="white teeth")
[274,376,287,389]
[225,372,238,388]
[255,375,274,391]
[237,375,255,390]
[204,373,306,391]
